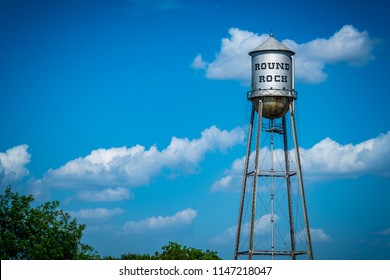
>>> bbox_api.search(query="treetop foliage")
[117,242,221,260]
[0,186,97,260]
[1,186,221,260]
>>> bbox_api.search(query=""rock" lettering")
[259,75,287,83]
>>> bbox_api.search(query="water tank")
[248,34,295,119]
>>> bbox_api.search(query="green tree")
[157,242,221,260]
[119,252,156,260]
[118,242,221,260]
[0,186,99,260]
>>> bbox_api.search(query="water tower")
[233,34,313,260]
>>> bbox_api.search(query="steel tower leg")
[248,99,263,260]
[282,115,296,260]
[289,101,314,260]
[234,106,255,260]
[270,121,275,260]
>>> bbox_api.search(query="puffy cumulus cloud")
[208,214,278,245]
[192,28,268,83]
[296,228,331,243]
[212,131,390,192]
[285,25,374,83]
[208,214,279,245]
[210,216,330,248]
[77,187,132,202]
[69,207,124,220]
[211,147,283,192]
[191,54,207,69]
[192,25,374,85]
[292,25,374,64]
[40,126,244,189]
[123,208,197,234]
[163,125,245,169]
[211,157,244,192]
[301,131,390,178]
[0,144,31,186]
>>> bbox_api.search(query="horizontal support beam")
[247,170,297,178]
[237,250,308,256]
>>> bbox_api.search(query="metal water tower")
[233,34,313,260]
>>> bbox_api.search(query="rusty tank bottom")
[250,96,292,119]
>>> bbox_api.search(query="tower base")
[234,98,313,260]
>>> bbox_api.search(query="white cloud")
[301,131,390,178]
[77,187,132,202]
[191,54,208,69]
[210,217,330,248]
[194,28,267,84]
[123,208,197,234]
[193,25,374,84]
[0,144,31,186]
[212,131,390,192]
[40,126,244,189]
[209,214,277,245]
[211,156,244,192]
[69,207,124,220]
[296,228,331,243]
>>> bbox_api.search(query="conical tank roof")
[249,34,295,56]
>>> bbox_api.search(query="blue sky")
[1,0,390,259]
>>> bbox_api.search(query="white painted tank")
[248,34,295,119]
